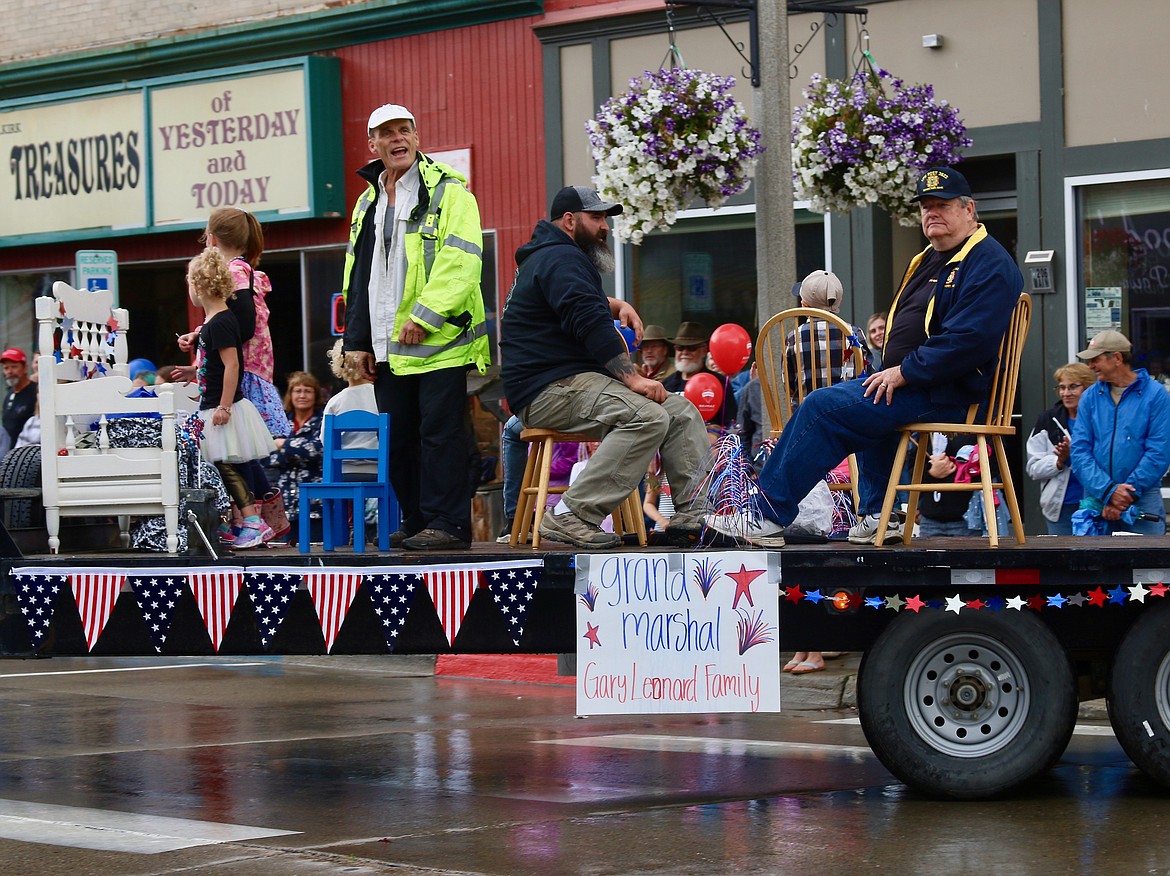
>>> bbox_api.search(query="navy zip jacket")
[500,220,627,414]
[888,224,1024,406]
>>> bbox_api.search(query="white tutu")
[197,398,276,464]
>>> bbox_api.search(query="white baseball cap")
[367,104,415,132]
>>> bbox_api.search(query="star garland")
[782,581,1167,613]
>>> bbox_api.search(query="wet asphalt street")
[0,655,1167,875]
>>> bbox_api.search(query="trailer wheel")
[1107,601,1170,789]
[0,445,43,529]
[858,609,1076,800]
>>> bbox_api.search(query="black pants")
[374,363,472,542]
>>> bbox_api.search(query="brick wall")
[7,0,344,62]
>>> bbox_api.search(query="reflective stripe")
[387,321,488,359]
[348,189,376,257]
[411,302,446,330]
[443,234,482,258]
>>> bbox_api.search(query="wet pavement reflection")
[0,655,1166,875]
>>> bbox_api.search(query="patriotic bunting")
[12,573,64,649]
[784,581,1169,613]
[304,571,363,653]
[245,572,301,650]
[129,575,187,653]
[424,568,481,647]
[484,566,540,647]
[9,561,545,655]
[70,572,125,651]
[365,573,423,652]
[188,570,244,652]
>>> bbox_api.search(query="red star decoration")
[1026,594,1046,612]
[965,598,987,610]
[847,591,864,609]
[784,585,805,604]
[583,622,601,649]
[1150,583,1168,598]
[1087,587,1108,607]
[106,316,119,331]
[728,564,766,610]
[904,594,926,613]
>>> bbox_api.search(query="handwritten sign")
[576,550,780,715]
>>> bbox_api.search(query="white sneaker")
[847,513,903,545]
[705,511,786,548]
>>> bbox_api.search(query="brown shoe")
[401,528,471,550]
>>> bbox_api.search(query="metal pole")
[753,0,795,330]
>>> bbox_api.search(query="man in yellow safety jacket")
[343,103,489,550]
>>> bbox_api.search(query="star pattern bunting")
[129,575,187,653]
[485,566,540,647]
[783,581,1169,614]
[12,573,64,648]
[365,573,423,652]
[245,572,301,650]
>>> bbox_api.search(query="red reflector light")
[995,569,1041,586]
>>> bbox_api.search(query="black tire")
[858,609,1077,800]
[1107,601,1170,789]
[0,445,43,529]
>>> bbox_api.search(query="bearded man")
[499,186,711,549]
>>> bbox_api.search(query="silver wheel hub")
[904,632,1029,757]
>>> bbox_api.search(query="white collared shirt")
[367,161,421,362]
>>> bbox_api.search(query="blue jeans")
[501,414,525,518]
[1046,504,1077,536]
[757,380,966,526]
[919,517,978,537]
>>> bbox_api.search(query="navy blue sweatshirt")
[500,220,627,414]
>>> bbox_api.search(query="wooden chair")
[510,428,647,549]
[755,306,867,508]
[873,293,1032,547]
[36,282,181,553]
[298,410,399,553]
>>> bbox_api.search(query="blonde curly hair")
[186,247,233,302]
[327,338,365,383]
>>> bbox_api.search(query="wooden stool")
[510,428,648,549]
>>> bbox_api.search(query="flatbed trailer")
[3,533,1169,800]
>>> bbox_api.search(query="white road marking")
[813,716,1118,737]
[0,663,264,680]
[0,799,297,854]
[539,733,875,759]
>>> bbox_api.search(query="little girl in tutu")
[186,247,276,550]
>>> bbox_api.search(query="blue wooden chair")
[298,410,399,553]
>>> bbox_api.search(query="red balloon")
[709,323,752,375]
[683,372,724,421]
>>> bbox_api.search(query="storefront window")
[0,271,70,360]
[1078,175,1170,384]
[622,207,827,341]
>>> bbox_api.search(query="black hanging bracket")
[664,0,868,87]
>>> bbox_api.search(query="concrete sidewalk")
[781,651,861,711]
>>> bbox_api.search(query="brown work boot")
[539,510,621,549]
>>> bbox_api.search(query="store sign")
[150,69,310,224]
[0,93,146,238]
[0,57,342,247]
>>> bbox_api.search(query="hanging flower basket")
[587,67,764,245]
[791,66,972,226]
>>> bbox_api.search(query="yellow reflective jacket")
[342,153,489,376]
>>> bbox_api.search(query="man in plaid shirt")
[785,270,873,400]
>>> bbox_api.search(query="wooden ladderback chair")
[873,292,1032,547]
[510,428,646,549]
[37,282,180,553]
[297,410,399,553]
[756,306,868,507]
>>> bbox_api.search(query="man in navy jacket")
[713,166,1024,547]
[500,186,711,549]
